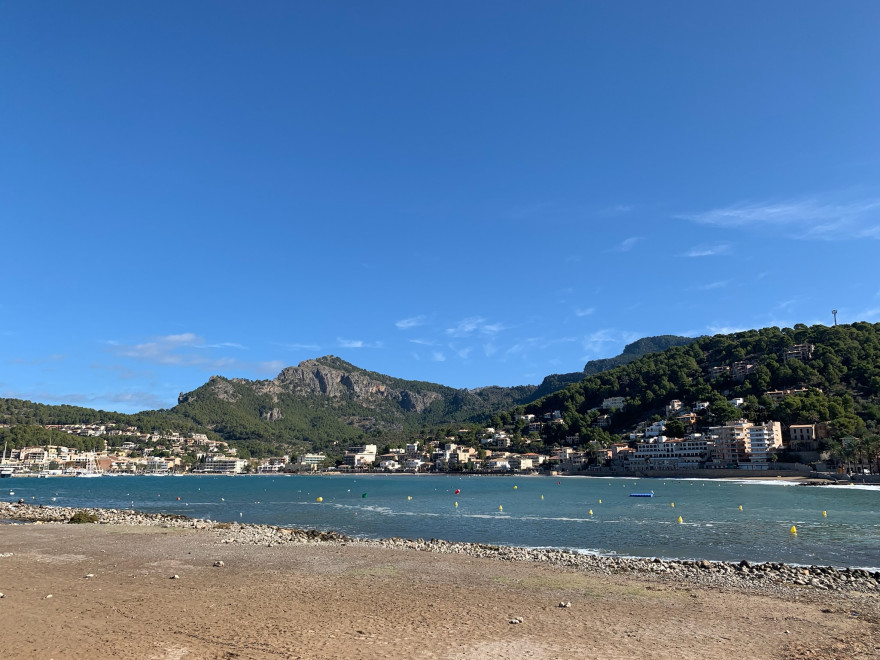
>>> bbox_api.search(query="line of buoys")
[316,497,323,503]
[790,525,797,534]
[677,516,683,524]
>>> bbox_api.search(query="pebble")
[509,617,524,624]
[213,561,224,567]
[3,501,879,598]
[170,575,180,580]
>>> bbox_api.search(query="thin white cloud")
[337,338,383,349]
[581,329,641,358]
[691,280,730,291]
[431,351,446,362]
[706,325,751,335]
[256,360,286,374]
[575,307,595,317]
[409,338,437,346]
[7,354,66,365]
[682,244,730,258]
[614,237,644,252]
[678,197,880,240]
[446,317,506,338]
[395,315,427,330]
[107,333,249,370]
[281,342,321,351]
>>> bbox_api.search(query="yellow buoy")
[738,505,743,511]
[541,495,544,500]
[598,499,602,504]
[790,525,797,534]
[498,505,503,511]
[589,509,593,515]
[316,497,323,503]
[677,516,683,524]
[407,496,412,500]
[513,485,518,490]
[670,502,674,508]
[454,501,458,507]
[822,510,827,517]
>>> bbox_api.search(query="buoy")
[407,496,412,501]
[790,525,797,534]
[513,485,517,490]
[670,502,674,508]
[598,499,602,504]
[239,512,242,517]
[454,489,460,495]
[498,505,503,511]
[454,502,458,507]
[316,497,323,503]
[589,509,593,515]
[541,495,544,500]
[677,516,683,524]
[362,493,367,498]
[177,497,180,501]
[738,505,743,511]
[822,511,827,517]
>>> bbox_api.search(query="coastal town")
[1,386,871,479]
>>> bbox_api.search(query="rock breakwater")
[3,501,878,597]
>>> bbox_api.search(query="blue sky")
[2,1,879,413]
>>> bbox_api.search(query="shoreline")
[4,501,879,590]
[2,502,879,659]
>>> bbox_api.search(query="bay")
[6,474,879,569]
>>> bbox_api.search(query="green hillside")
[514,322,880,453]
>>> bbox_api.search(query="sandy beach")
[0,513,878,660]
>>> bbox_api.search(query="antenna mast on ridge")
[832,309,838,326]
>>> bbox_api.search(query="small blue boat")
[630,493,654,497]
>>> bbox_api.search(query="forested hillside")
[513,323,880,451]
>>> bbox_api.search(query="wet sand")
[0,522,877,659]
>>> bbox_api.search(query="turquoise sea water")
[4,474,879,569]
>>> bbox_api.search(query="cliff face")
[178,357,447,419]
[267,360,442,413]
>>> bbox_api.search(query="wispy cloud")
[280,342,321,351]
[682,244,730,258]
[107,333,250,371]
[678,196,880,240]
[706,324,750,335]
[691,280,730,291]
[581,329,641,358]
[0,388,170,411]
[337,338,383,349]
[446,317,506,338]
[574,307,595,317]
[613,237,644,252]
[431,351,446,362]
[7,354,66,366]
[395,315,427,330]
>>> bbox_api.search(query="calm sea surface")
[5,474,879,569]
